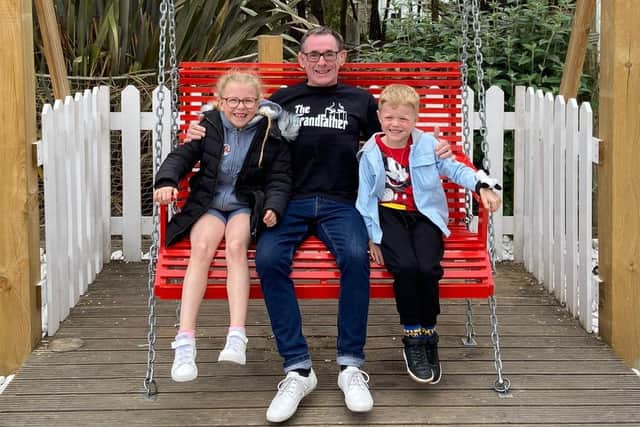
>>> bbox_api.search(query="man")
[186,26,451,423]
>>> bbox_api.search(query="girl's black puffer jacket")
[154,108,294,247]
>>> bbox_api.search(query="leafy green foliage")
[357,0,594,101]
[355,0,598,215]
[35,0,314,77]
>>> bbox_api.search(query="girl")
[153,71,295,382]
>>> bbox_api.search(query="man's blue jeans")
[255,197,370,372]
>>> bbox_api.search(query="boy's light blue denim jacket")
[356,129,479,244]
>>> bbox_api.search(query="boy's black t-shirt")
[270,82,380,203]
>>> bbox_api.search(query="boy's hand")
[433,126,453,159]
[184,121,206,142]
[154,186,178,205]
[479,188,502,212]
[263,209,277,228]
[368,241,384,265]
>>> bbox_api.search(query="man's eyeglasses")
[301,50,340,63]
[221,97,258,108]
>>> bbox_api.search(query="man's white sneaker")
[337,366,374,412]
[266,370,318,423]
[171,335,197,382]
[217,331,248,365]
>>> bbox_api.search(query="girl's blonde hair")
[216,70,263,99]
[379,84,420,112]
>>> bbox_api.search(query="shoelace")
[406,344,428,365]
[276,375,304,398]
[347,369,370,390]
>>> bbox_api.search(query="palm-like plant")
[35,0,315,77]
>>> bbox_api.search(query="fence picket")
[578,103,594,332]
[121,86,142,261]
[42,104,60,335]
[99,86,112,263]
[542,92,555,293]
[565,99,580,317]
[553,96,567,304]
[513,87,526,262]
[74,92,90,294]
[486,86,504,260]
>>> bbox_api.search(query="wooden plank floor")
[2,261,640,426]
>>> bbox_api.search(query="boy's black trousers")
[379,206,444,326]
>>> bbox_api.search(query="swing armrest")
[158,204,169,249]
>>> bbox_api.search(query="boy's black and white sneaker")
[424,332,442,384]
[402,336,433,383]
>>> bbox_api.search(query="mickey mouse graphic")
[381,156,411,202]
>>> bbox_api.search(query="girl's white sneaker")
[171,335,197,382]
[217,331,248,365]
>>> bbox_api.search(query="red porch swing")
[143,0,510,398]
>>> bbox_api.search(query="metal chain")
[458,0,473,227]
[168,0,179,150]
[462,299,477,346]
[489,296,510,393]
[470,0,496,268]
[144,0,169,399]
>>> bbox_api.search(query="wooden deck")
[1,261,640,426]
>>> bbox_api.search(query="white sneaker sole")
[171,365,198,382]
[402,350,434,384]
[266,372,317,422]
[217,350,246,365]
[429,364,442,385]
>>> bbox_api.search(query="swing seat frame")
[153,61,494,301]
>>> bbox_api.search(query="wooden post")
[0,0,42,375]
[257,35,283,63]
[559,0,596,100]
[34,0,70,99]
[598,0,640,370]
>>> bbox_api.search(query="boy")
[356,84,501,383]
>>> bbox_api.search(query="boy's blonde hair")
[216,70,263,99]
[379,84,420,112]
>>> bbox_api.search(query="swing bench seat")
[154,61,494,300]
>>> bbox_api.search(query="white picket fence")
[36,84,598,335]
[513,87,598,332]
[38,87,111,334]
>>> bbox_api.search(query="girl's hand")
[263,209,277,227]
[479,188,502,212]
[368,241,384,265]
[153,186,178,205]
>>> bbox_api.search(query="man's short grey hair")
[300,26,345,52]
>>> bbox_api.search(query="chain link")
[144,0,169,399]
[489,296,511,393]
[458,0,473,227]
[469,0,497,268]
[462,299,477,346]
[168,0,179,150]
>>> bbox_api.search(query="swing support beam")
[598,0,640,370]
[0,0,42,375]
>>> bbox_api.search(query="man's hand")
[263,209,278,228]
[184,121,206,142]
[479,188,502,212]
[368,241,384,265]
[433,126,453,159]
[154,186,178,205]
